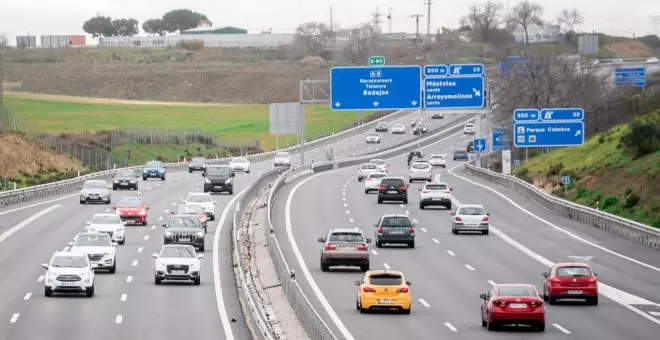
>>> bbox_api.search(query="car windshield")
[91,215,121,224]
[117,200,143,208]
[51,255,88,268]
[368,134,378,137]
[168,217,200,228]
[160,246,196,258]
[455,150,467,155]
[370,159,385,165]
[368,173,387,179]
[116,170,134,177]
[362,164,377,169]
[207,167,230,176]
[191,157,205,163]
[426,184,448,190]
[177,205,203,214]
[369,274,403,286]
[381,179,404,186]
[394,124,403,128]
[83,181,106,189]
[232,158,248,163]
[276,152,289,158]
[145,161,164,168]
[418,124,428,128]
[412,163,429,169]
[75,234,112,246]
[458,207,486,215]
[465,124,475,128]
[557,266,592,277]
[328,232,364,242]
[187,194,211,203]
[382,217,411,227]
[499,286,536,297]
[431,155,444,159]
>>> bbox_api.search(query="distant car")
[86,213,126,245]
[391,124,405,134]
[407,151,423,165]
[273,152,291,167]
[480,284,546,331]
[428,154,446,168]
[79,180,111,204]
[162,215,206,252]
[375,122,388,132]
[451,204,490,235]
[365,133,381,144]
[143,160,166,181]
[153,244,204,285]
[463,123,476,135]
[413,123,429,135]
[410,118,422,127]
[418,182,453,210]
[408,161,432,182]
[42,251,95,297]
[68,232,118,273]
[369,158,388,173]
[374,214,417,248]
[188,157,207,173]
[590,59,600,66]
[611,58,623,64]
[112,169,138,190]
[318,228,371,272]
[183,192,216,220]
[364,172,388,193]
[173,204,209,233]
[542,263,599,305]
[467,141,474,152]
[355,270,412,314]
[647,57,659,64]
[203,165,235,194]
[113,196,149,225]
[377,177,408,204]
[357,163,379,182]
[431,112,444,119]
[229,157,251,173]
[453,150,469,161]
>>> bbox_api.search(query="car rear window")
[458,207,486,215]
[368,173,387,179]
[381,178,404,186]
[455,150,466,154]
[465,124,475,128]
[557,267,592,277]
[362,164,377,169]
[412,163,429,169]
[426,184,448,190]
[328,232,364,242]
[381,217,411,227]
[431,155,444,159]
[499,287,536,297]
[369,274,403,286]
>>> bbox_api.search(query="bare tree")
[293,22,333,57]
[556,8,584,33]
[343,23,381,64]
[506,0,544,44]
[460,1,504,43]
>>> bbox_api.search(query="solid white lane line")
[126,276,133,283]
[137,247,144,253]
[419,299,430,307]
[9,313,19,323]
[342,188,346,191]
[383,263,391,270]
[342,192,346,196]
[120,294,127,302]
[342,197,346,201]
[115,315,123,324]
[465,264,475,271]
[649,311,660,316]
[0,205,61,244]
[37,275,44,282]
[421,227,427,232]
[552,324,572,334]
[23,293,31,300]
[349,218,354,223]
[144,235,149,240]
[447,250,455,256]
[444,322,458,332]
[432,238,440,244]
[132,260,138,267]
[371,250,378,255]
[487,280,497,286]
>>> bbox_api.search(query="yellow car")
[355,270,412,314]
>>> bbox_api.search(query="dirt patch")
[0,132,82,178]
[605,40,653,58]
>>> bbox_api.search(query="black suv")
[188,157,207,173]
[203,165,235,194]
[413,123,429,135]
[377,177,409,204]
[162,215,205,252]
[466,141,474,152]
[112,169,138,190]
[375,122,388,132]
[373,214,416,248]
[407,151,423,166]
[453,150,469,160]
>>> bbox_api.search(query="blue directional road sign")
[492,130,504,151]
[330,66,422,111]
[514,121,584,148]
[615,67,646,87]
[513,109,540,122]
[449,64,484,76]
[513,159,521,167]
[473,138,487,152]
[540,108,584,121]
[424,77,485,109]
[561,176,571,185]
[424,65,449,77]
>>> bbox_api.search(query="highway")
[0,108,464,340]
[274,122,660,340]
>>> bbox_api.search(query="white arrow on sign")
[334,101,341,107]
[472,88,481,96]
[574,130,582,137]
[373,101,380,107]
[453,66,462,74]
[567,255,593,261]
[411,100,418,106]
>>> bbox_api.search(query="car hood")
[116,207,145,213]
[230,163,249,167]
[144,167,165,171]
[81,188,109,195]
[47,267,92,276]
[274,158,290,162]
[187,202,214,211]
[89,223,123,231]
[207,175,230,181]
[70,245,115,254]
[113,176,135,181]
[156,258,200,266]
[189,163,206,167]
[166,228,204,234]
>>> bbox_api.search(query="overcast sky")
[0,0,658,43]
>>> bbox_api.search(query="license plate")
[468,224,479,227]
[214,186,222,189]
[180,238,190,242]
[509,303,527,308]
[171,270,185,275]
[567,290,583,294]
[387,191,398,194]
[390,230,404,234]
[378,299,394,304]
[338,244,353,248]
[432,198,442,201]
[59,282,77,286]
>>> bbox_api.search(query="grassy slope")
[516,114,660,228]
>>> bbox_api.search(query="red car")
[542,262,598,305]
[480,283,545,332]
[113,197,149,226]
[172,204,208,232]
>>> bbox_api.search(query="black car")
[453,150,469,161]
[162,215,205,252]
[375,122,388,132]
[377,177,409,204]
[188,157,207,173]
[373,214,416,248]
[431,112,444,119]
[112,169,139,190]
[203,165,235,194]
[466,141,474,152]
[413,123,429,135]
[407,151,424,166]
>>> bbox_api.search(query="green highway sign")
[368,56,385,66]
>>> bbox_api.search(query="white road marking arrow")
[472,88,481,96]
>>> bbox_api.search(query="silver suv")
[318,228,371,272]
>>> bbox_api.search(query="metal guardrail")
[463,162,660,249]
[0,108,413,207]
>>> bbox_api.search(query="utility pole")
[387,7,393,35]
[0,48,4,108]
[409,14,424,57]
[330,6,334,33]
[425,0,433,48]
[371,7,384,31]
[651,15,660,36]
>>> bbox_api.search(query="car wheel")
[446,204,452,210]
[161,176,166,181]
[359,299,368,314]
[204,226,207,233]
[80,200,85,204]
[403,199,408,204]
[134,185,138,190]
[356,300,360,311]
[228,190,234,195]
[199,245,205,252]
[44,287,52,297]
[408,241,415,248]
[535,322,546,332]
[189,169,193,173]
[247,170,250,174]
[86,285,95,298]
[402,307,411,315]
[589,296,599,305]
[109,261,117,274]
[419,203,424,209]
[486,317,496,331]
[452,228,458,235]
[481,315,487,327]
[548,296,557,305]
[112,186,117,191]
[154,275,162,285]
[105,199,111,204]
[119,239,125,245]
[542,288,549,301]
[364,189,369,194]
[193,278,201,285]
[377,198,383,204]
[482,230,489,235]
[442,165,446,168]
[376,241,382,248]
[210,215,215,221]
[143,177,147,181]
[142,221,147,226]
[321,259,329,272]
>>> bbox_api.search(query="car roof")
[425,181,448,186]
[366,172,387,176]
[162,244,194,249]
[454,149,466,152]
[367,269,404,276]
[382,176,405,180]
[362,163,377,166]
[458,204,484,208]
[187,192,210,196]
[92,213,120,218]
[381,213,410,218]
[119,196,143,201]
[169,214,201,219]
[207,164,230,168]
[496,283,536,290]
[77,231,110,237]
[554,262,591,268]
[53,251,87,257]
[329,228,363,234]
[430,154,444,157]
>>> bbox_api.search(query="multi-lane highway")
[0,108,463,340]
[274,121,660,339]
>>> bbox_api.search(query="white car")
[463,123,476,135]
[647,57,659,64]
[86,213,126,245]
[391,124,405,134]
[68,232,118,273]
[369,158,388,173]
[365,134,381,144]
[450,204,490,235]
[273,152,291,167]
[42,251,95,297]
[229,157,251,173]
[153,244,204,285]
[418,182,453,210]
[357,163,379,182]
[364,172,388,193]
[409,161,432,182]
[183,192,217,220]
[612,58,623,64]
[428,154,446,168]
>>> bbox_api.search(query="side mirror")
[593,272,598,277]
[373,224,378,228]
[146,206,150,210]
[161,224,167,228]
[170,211,175,215]
[450,188,454,191]
[486,212,491,216]
[317,237,326,243]
[112,205,117,210]
[406,281,412,285]
[68,242,73,246]
[479,293,488,300]
[406,184,410,188]
[539,294,544,299]
[152,253,158,259]
[112,242,118,246]
[354,280,361,286]
[450,211,455,215]
[213,201,217,204]
[365,238,372,244]
[85,221,90,225]
[198,254,205,259]
[202,172,206,177]
[541,272,548,278]
[41,263,49,269]
[78,186,82,189]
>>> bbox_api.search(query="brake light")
[397,287,409,293]
[454,216,462,221]
[550,277,561,285]
[367,178,373,181]
[363,287,376,293]
[398,186,407,191]
[409,227,415,234]
[356,244,368,251]
[493,300,507,307]
[422,190,430,193]
[378,185,387,191]
[377,226,384,234]
[482,216,489,222]
[139,210,147,215]
[324,244,336,251]
[530,300,543,307]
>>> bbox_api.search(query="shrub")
[175,39,204,51]
[623,193,640,209]
[601,196,619,209]
[619,114,660,159]
[546,162,564,176]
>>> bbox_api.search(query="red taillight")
[409,227,415,234]
[482,217,489,222]
[377,226,384,234]
[454,216,462,221]
[367,178,373,181]
[398,186,407,191]
[324,244,336,251]
[530,300,543,307]
[422,190,430,193]
[397,287,409,293]
[356,244,368,251]
[378,185,387,191]
[493,300,507,307]
[363,287,376,293]
[550,278,561,285]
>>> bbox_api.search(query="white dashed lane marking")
[345,210,350,215]
[342,197,346,201]
[553,324,572,334]
[465,264,475,271]
[171,202,176,206]
[151,225,156,230]
[432,238,440,244]
[650,311,660,316]
[344,203,348,207]
[421,228,427,232]
[37,275,44,282]
[444,322,458,332]
[383,263,391,270]
[371,250,378,255]
[349,218,354,223]
[144,235,149,241]
[132,260,138,267]
[23,293,31,300]
[137,247,144,253]
[487,280,497,286]
[120,294,127,302]
[418,299,430,307]
[126,276,133,283]
[158,216,163,221]
[447,250,455,256]
[9,313,19,323]
[115,315,123,324]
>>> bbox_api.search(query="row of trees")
[82,9,211,38]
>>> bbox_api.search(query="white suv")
[42,251,95,297]
[408,161,432,182]
[419,182,453,209]
[364,172,387,193]
[428,154,446,168]
[463,123,476,135]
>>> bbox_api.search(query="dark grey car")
[453,150,469,161]
[188,157,207,173]
[79,180,112,204]
[112,169,139,190]
[162,215,205,252]
[374,214,417,248]
[318,228,371,272]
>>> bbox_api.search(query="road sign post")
[473,138,487,152]
[492,129,504,151]
[561,176,570,196]
[615,67,646,87]
[513,108,585,148]
[422,63,485,110]
[368,56,385,66]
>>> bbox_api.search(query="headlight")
[130,180,136,183]
[113,180,119,183]
[224,179,231,184]
[205,178,211,184]
[165,231,172,237]
[47,272,58,281]
[115,227,123,232]
[102,252,111,257]
[139,210,147,216]
[196,231,204,237]
[155,262,167,271]
[158,169,165,173]
[80,271,92,280]
[190,262,200,270]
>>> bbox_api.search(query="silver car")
[79,180,112,204]
[369,159,388,172]
[357,163,379,181]
[318,228,371,272]
[365,133,381,144]
[408,161,433,182]
[273,152,291,167]
[391,124,405,134]
[451,204,490,235]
